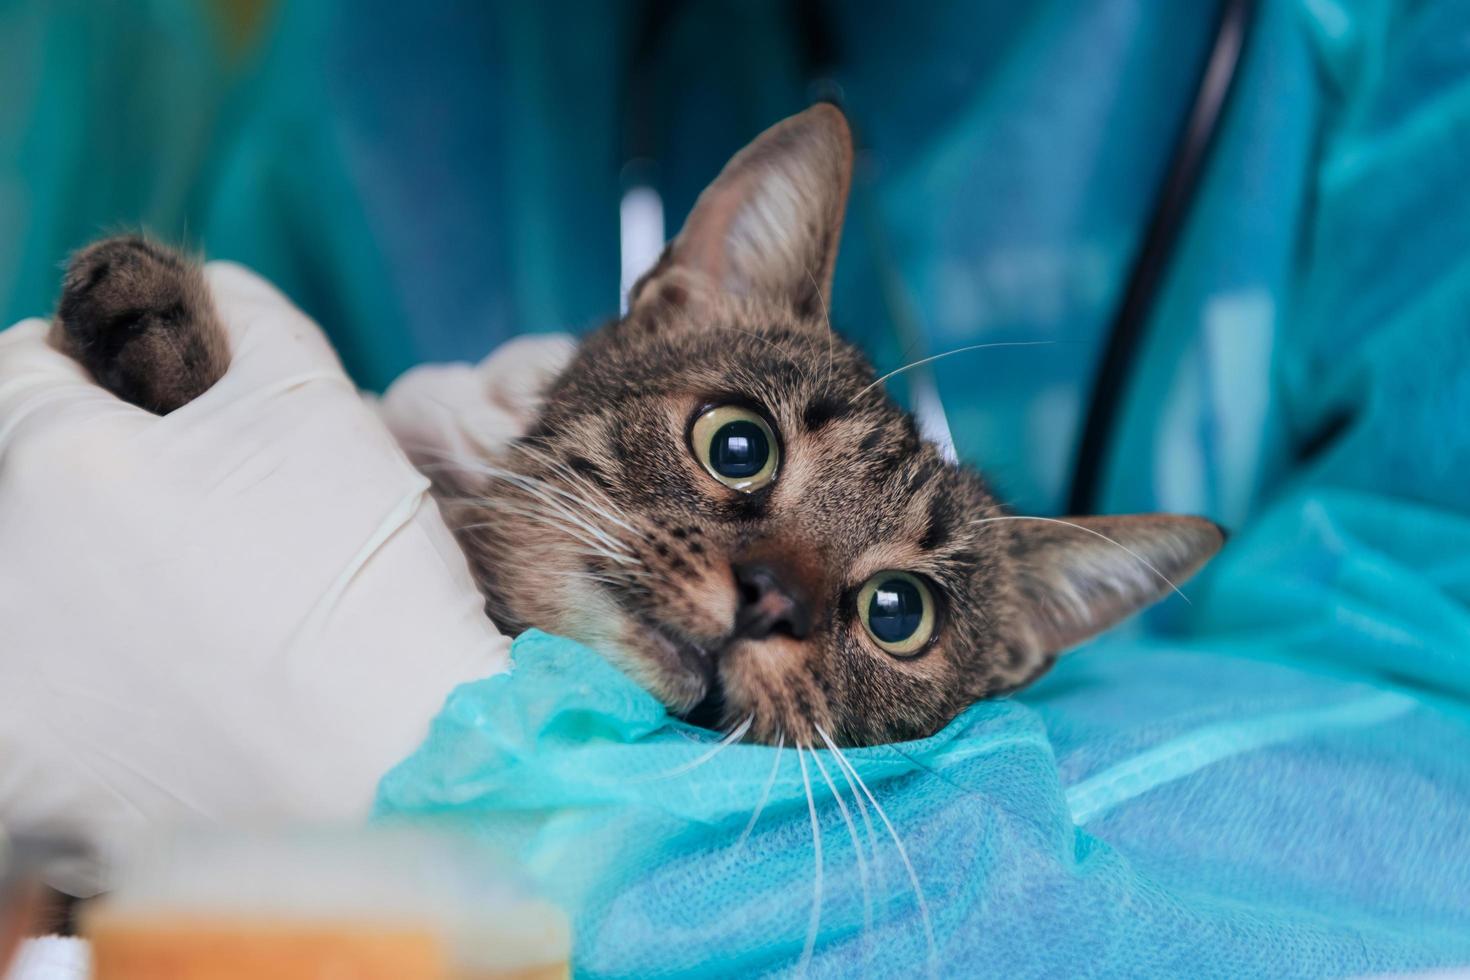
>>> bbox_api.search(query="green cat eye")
[857,571,936,656]
[691,405,779,491]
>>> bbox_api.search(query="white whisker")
[811,746,872,962]
[633,714,753,783]
[448,501,647,576]
[819,726,880,872]
[420,450,638,559]
[970,515,1190,603]
[406,443,649,568]
[504,442,650,541]
[796,746,824,977]
[462,461,636,557]
[455,505,639,568]
[465,482,630,560]
[817,723,937,978]
[858,341,1055,397]
[734,732,786,853]
[456,500,607,549]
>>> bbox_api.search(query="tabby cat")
[51,105,1222,748]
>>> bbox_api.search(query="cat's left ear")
[1006,514,1225,658]
[630,103,853,317]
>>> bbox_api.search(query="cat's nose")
[732,562,814,640]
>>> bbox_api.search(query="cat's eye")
[857,572,935,656]
[690,405,779,491]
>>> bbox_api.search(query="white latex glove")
[0,263,564,895]
[375,333,576,471]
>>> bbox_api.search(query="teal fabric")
[377,630,1470,977]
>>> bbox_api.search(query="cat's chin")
[619,614,721,716]
[679,672,728,731]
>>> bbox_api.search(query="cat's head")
[452,105,1222,747]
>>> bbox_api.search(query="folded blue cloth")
[376,625,1470,977]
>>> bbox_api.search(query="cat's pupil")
[868,578,923,643]
[710,420,769,478]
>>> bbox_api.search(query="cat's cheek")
[542,578,620,646]
[670,563,740,638]
[609,624,711,714]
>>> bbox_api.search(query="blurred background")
[3,0,1466,537]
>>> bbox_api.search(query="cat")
[50,104,1222,748]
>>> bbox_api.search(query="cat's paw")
[53,235,229,414]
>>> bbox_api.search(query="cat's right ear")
[629,103,853,319]
[1005,514,1225,661]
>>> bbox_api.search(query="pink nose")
[732,562,814,639]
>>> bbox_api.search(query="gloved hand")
[376,332,576,472]
[0,262,570,895]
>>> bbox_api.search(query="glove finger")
[377,362,520,469]
[376,334,575,471]
[476,333,577,426]
[201,261,353,398]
